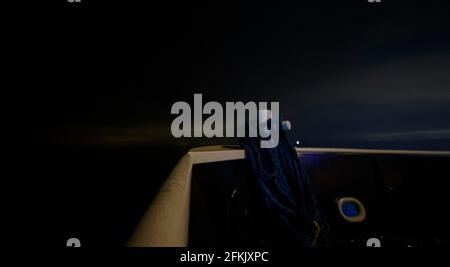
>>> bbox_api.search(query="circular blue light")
[342,201,359,217]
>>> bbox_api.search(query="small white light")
[296,141,300,145]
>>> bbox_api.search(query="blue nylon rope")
[239,121,329,246]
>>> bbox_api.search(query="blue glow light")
[342,201,359,217]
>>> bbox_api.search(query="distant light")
[296,140,300,145]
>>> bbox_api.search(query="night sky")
[5,1,450,246]
[7,1,450,150]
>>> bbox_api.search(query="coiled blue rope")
[239,121,329,247]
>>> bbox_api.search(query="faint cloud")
[344,129,450,142]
